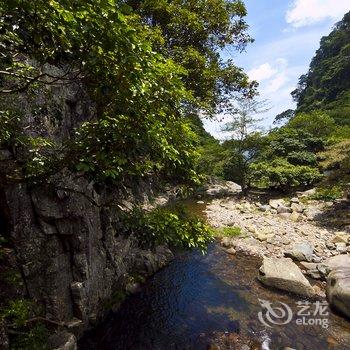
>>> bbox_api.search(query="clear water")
[80,201,350,350]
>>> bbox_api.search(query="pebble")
[207,196,349,263]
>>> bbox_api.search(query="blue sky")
[203,0,349,139]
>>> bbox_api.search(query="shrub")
[310,186,344,201]
[249,158,322,191]
[121,206,214,253]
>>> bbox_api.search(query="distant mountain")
[292,11,350,125]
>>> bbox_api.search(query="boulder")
[277,205,292,214]
[284,242,314,262]
[204,180,242,197]
[304,208,322,221]
[259,204,271,212]
[269,199,286,209]
[327,265,350,319]
[259,257,315,297]
[297,188,316,197]
[291,203,304,213]
[323,255,350,271]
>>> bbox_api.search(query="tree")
[222,97,269,190]
[292,11,350,125]
[126,0,258,115]
[287,111,336,138]
[0,0,256,184]
[273,109,294,125]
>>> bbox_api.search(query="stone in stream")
[226,247,236,255]
[259,257,315,297]
[327,264,350,319]
[284,242,314,262]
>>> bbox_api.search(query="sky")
[203,0,350,139]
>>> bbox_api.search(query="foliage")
[0,299,48,349]
[286,111,336,138]
[310,185,344,201]
[273,109,294,125]
[0,111,22,148]
[121,206,214,253]
[222,97,268,189]
[0,299,31,328]
[215,226,242,237]
[292,11,350,125]
[0,0,255,186]
[249,158,322,191]
[127,0,257,114]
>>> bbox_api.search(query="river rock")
[277,205,292,214]
[332,232,349,244]
[269,199,286,209]
[327,264,350,319]
[297,188,316,197]
[221,237,233,248]
[291,203,304,213]
[259,257,315,297]
[259,204,271,212]
[304,208,322,221]
[323,255,350,271]
[290,212,301,222]
[204,180,242,197]
[284,242,314,262]
[336,243,347,254]
[226,247,236,255]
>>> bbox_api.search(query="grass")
[215,226,242,238]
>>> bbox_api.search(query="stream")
[80,200,350,350]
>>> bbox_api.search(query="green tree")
[222,97,268,190]
[126,0,257,115]
[0,0,255,184]
[292,11,350,125]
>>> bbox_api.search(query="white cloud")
[286,0,349,28]
[248,63,277,81]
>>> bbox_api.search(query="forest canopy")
[0,0,255,184]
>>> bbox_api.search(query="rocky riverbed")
[205,188,350,321]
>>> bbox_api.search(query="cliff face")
[0,65,173,347]
[1,170,172,331]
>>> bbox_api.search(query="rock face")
[0,63,175,345]
[0,171,174,340]
[327,265,350,319]
[259,257,315,297]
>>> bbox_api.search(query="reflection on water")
[80,200,350,350]
[80,244,350,349]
